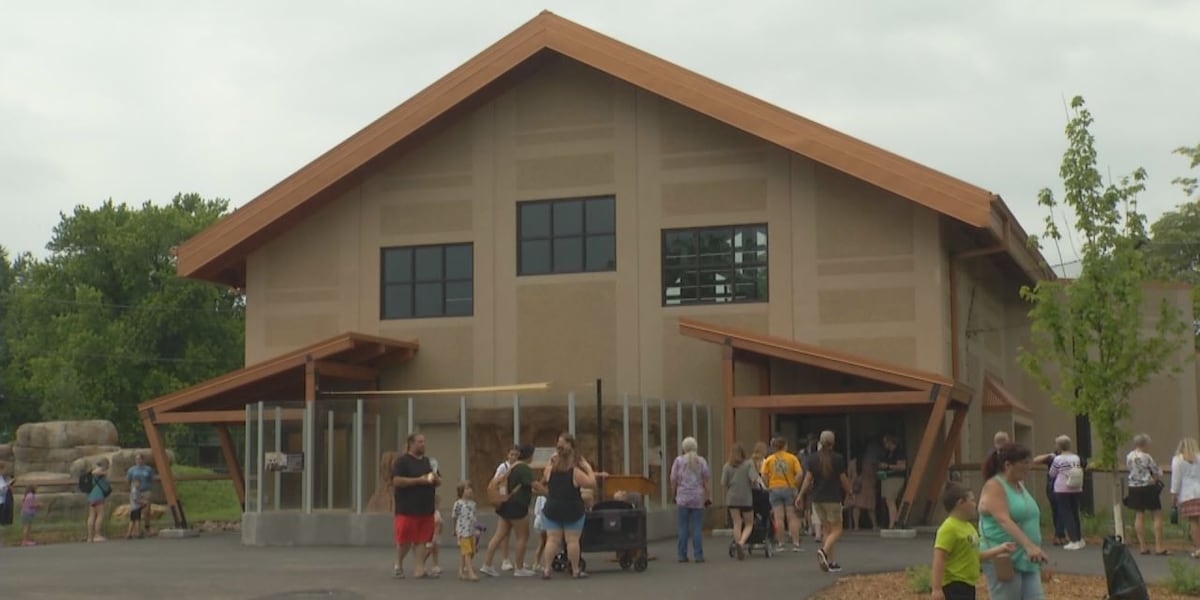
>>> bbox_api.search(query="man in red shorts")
[391,433,440,579]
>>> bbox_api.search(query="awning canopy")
[982,374,1033,418]
[677,318,973,408]
[138,332,419,423]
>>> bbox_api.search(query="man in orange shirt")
[761,437,803,552]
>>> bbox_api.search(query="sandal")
[572,571,589,579]
[542,570,552,580]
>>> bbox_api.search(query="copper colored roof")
[177,11,1014,287]
[678,318,972,404]
[981,374,1033,416]
[138,332,418,414]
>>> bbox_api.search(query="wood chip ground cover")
[811,571,1196,600]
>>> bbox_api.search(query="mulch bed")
[811,572,1194,600]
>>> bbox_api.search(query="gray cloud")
[1,0,1197,264]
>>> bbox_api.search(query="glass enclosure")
[242,383,715,513]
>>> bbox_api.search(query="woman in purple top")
[670,436,712,563]
[1047,435,1085,550]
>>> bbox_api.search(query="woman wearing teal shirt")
[978,443,1048,600]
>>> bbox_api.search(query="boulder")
[11,471,73,486]
[13,446,84,475]
[0,443,12,459]
[0,459,11,478]
[15,420,119,449]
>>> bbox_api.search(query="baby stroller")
[728,487,776,558]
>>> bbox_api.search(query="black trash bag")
[1102,536,1150,600]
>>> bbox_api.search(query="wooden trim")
[153,409,306,424]
[175,11,1011,287]
[142,417,185,528]
[215,425,245,508]
[722,343,735,458]
[679,318,953,390]
[899,385,952,527]
[922,407,968,523]
[732,391,929,410]
[138,332,417,414]
[313,360,379,381]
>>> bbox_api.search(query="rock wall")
[5,420,173,522]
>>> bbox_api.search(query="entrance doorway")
[771,411,909,531]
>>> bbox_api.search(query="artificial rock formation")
[5,420,173,521]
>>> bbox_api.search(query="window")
[518,196,616,275]
[380,243,473,319]
[662,224,767,305]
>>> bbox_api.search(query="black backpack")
[78,471,94,494]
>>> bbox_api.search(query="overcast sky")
[2,1,1198,271]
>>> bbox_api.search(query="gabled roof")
[678,318,973,405]
[177,11,1027,287]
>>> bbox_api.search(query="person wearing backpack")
[84,462,113,543]
[1048,435,1085,550]
[480,444,536,577]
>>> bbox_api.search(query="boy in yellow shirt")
[931,483,1015,600]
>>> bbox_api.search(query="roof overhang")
[981,374,1033,418]
[679,318,973,408]
[176,11,1016,289]
[138,332,418,421]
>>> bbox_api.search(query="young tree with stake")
[1019,96,1188,537]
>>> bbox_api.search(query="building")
[139,12,1197,542]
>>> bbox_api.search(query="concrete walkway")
[0,531,1173,599]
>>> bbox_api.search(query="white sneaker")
[513,569,537,577]
[480,565,499,577]
[1064,541,1084,551]
[501,560,514,571]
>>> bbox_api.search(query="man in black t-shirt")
[391,433,440,579]
[880,434,907,529]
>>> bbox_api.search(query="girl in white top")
[1171,438,1200,558]
[493,447,519,571]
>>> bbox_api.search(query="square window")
[517,196,617,275]
[380,243,473,319]
[661,224,767,306]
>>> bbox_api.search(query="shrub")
[906,565,932,594]
[1165,558,1200,596]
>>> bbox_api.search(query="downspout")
[947,203,1010,464]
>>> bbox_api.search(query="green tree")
[1,194,244,446]
[1019,97,1188,536]
[1172,143,1200,199]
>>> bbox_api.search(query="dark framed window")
[662,224,768,305]
[380,243,473,319]
[518,196,616,275]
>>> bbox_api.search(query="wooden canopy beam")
[153,409,305,424]
[215,425,245,508]
[898,384,951,528]
[732,391,930,410]
[314,360,379,381]
[142,416,186,529]
[922,406,969,523]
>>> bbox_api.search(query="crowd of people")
[927,432,1197,600]
[0,451,156,546]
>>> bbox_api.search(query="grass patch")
[173,465,240,522]
[1166,558,1200,596]
[905,564,932,594]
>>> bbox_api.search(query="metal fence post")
[460,396,468,485]
[641,395,649,478]
[354,398,364,514]
[568,392,576,437]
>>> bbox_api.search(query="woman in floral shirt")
[1126,434,1167,555]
